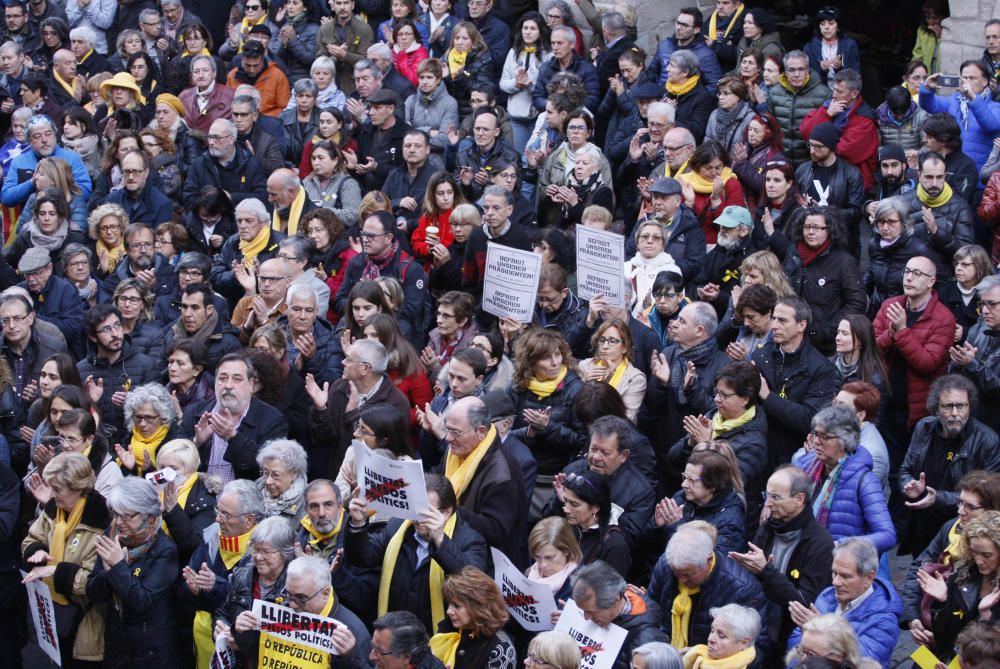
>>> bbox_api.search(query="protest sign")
[491,548,558,632]
[482,242,542,323]
[252,599,343,669]
[575,225,625,307]
[355,444,429,521]
[554,599,628,669]
[210,632,237,669]
[20,571,60,666]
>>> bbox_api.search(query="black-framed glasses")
[902,267,933,279]
[598,337,622,346]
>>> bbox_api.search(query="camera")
[939,75,961,88]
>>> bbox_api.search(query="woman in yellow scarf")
[683,604,759,669]
[158,439,221,566]
[442,22,494,120]
[578,319,646,423]
[430,567,514,669]
[117,384,178,477]
[677,141,746,245]
[663,50,715,146]
[88,202,128,278]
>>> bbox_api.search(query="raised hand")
[916,569,948,602]
[304,373,330,411]
[650,350,671,385]
[654,496,684,526]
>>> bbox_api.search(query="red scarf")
[360,240,400,281]
[797,239,831,267]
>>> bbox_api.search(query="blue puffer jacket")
[786,577,902,668]
[919,87,1000,172]
[792,448,896,553]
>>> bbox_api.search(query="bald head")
[53,49,76,79]
[444,396,491,457]
[267,168,302,209]
[902,255,937,302]
[256,258,290,303]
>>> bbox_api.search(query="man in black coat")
[593,11,634,102]
[382,129,443,233]
[181,119,269,205]
[352,88,411,192]
[99,223,178,304]
[729,465,834,669]
[370,612,447,669]
[160,284,243,374]
[693,206,755,320]
[209,199,286,308]
[17,247,84,359]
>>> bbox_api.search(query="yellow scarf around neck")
[683,645,756,669]
[52,69,78,101]
[430,632,461,667]
[666,74,700,97]
[944,520,963,564]
[129,423,169,475]
[379,512,459,630]
[445,425,496,501]
[97,239,126,271]
[605,359,629,390]
[711,406,756,439]
[526,365,568,399]
[238,225,271,269]
[183,47,211,57]
[917,182,953,208]
[272,187,307,235]
[671,554,716,649]
[47,495,87,605]
[300,509,344,546]
[447,48,468,77]
[708,4,744,41]
[219,527,253,569]
[680,167,735,195]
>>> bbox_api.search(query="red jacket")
[976,170,1000,264]
[392,45,429,86]
[687,175,745,244]
[873,292,955,427]
[800,97,879,191]
[388,367,433,428]
[178,84,236,134]
[410,210,454,270]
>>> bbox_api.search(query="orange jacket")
[226,62,291,118]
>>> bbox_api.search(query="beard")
[716,232,740,249]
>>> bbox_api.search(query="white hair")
[107,476,161,518]
[256,438,308,476]
[69,26,96,47]
[234,197,270,224]
[287,555,332,590]
[710,604,761,645]
[665,525,714,569]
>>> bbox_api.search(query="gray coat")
[404,83,459,151]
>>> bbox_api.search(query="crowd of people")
[0,0,1000,668]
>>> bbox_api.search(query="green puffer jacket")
[767,72,830,163]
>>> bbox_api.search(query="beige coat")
[578,358,647,423]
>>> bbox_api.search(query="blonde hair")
[786,615,862,667]
[449,203,482,227]
[740,251,794,297]
[44,452,96,494]
[528,516,583,564]
[155,439,201,475]
[36,157,82,202]
[527,631,581,669]
[956,511,1000,588]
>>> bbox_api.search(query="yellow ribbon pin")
[133,567,141,577]
[790,569,800,579]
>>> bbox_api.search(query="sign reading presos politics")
[575,225,626,308]
[252,599,343,669]
[554,600,628,669]
[491,547,558,632]
[355,444,429,522]
[482,242,542,323]
[20,571,60,666]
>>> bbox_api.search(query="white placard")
[355,444,429,522]
[491,547,559,632]
[554,599,629,669]
[210,632,237,669]
[482,242,542,323]
[252,599,344,654]
[575,225,626,308]
[20,571,61,666]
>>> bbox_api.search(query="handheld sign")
[252,599,343,668]
[482,242,542,323]
[355,443,429,522]
[575,225,626,308]
[210,632,237,669]
[20,571,61,666]
[491,547,558,632]
[554,599,628,669]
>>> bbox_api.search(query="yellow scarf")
[47,495,87,605]
[161,473,198,539]
[447,49,468,78]
[779,72,810,93]
[430,631,461,667]
[129,423,169,475]
[664,159,690,178]
[711,406,756,439]
[379,512,459,630]
[238,225,271,269]
[97,239,126,272]
[671,554,715,649]
[603,359,629,390]
[272,187,307,235]
[219,527,253,569]
[917,182,953,208]
[708,4,744,41]
[237,15,267,53]
[525,366,568,399]
[666,74,700,97]
[52,69,78,101]
[683,645,756,669]
[183,47,211,57]
[679,167,736,195]
[944,520,963,564]
[445,425,496,501]
[300,509,344,547]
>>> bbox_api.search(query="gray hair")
[977,274,1000,297]
[311,56,336,76]
[665,525,715,569]
[710,604,761,644]
[589,415,631,453]
[27,115,56,137]
[632,643,683,669]
[250,515,296,561]
[465,397,491,430]
[107,476,162,518]
[833,537,879,576]
[0,40,23,57]
[256,438,308,476]
[602,11,626,34]
[774,464,813,500]
[552,26,576,47]
[123,382,175,431]
[305,478,341,505]
[222,479,267,521]
[482,184,514,205]
[286,282,318,306]
[372,611,430,661]
[354,59,382,79]
[287,555,331,589]
[927,373,977,415]
[787,615,862,667]
[647,102,674,123]
[367,42,392,61]
[11,105,32,126]
[278,235,309,261]
[232,94,260,113]
[784,49,809,68]
[234,84,261,103]
[872,197,911,236]
[69,26,96,47]
[190,54,216,74]
[546,0,574,23]
[353,338,389,374]
[61,242,92,271]
[670,49,700,76]
[234,197,270,224]
[160,0,181,7]
[138,8,161,24]
[811,405,860,454]
[576,143,602,163]
[833,68,862,93]
[212,118,237,137]
[293,78,319,97]
[571,560,626,608]
[686,301,718,339]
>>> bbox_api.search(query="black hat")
[808,122,841,151]
[248,24,272,37]
[242,40,265,58]
[878,144,906,163]
[816,6,840,21]
[482,390,515,419]
[367,88,402,106]
[633,82,664,100]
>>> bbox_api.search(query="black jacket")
[162,474,219,567]
[181,397,289,482]
[275,314,342,385]
[693,236,755,320]
[668,78,716,144]
[77,340,161,442]
[900,518,957,625]
[661,486,747,554]
[98,253,178,304]
[663,205,707,283]
[896,188,976,274]
[279,106,321,165]
[181,144,269,206]
[864,232,933,316]
[354,117,412,192]
[454,138,520,202]
[383,158,444,230]
[443,48,496,120]
[510,371,586,477]
[181,209,236,258]
[956,319,1000,434]
[209,228,286,306]
[795,158,865,226]
[532,291,593,360]
[161,315,243,373]
[4,227,87,270]
[610,591,669,669]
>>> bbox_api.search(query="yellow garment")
[193,611,215,669]
[47,495,87,605]
[711,406,756,439]
[219,527,253,569]
[683,645,757,669]
[237,15,267,53]
[430,632,461,667]
[238,225,270,269]
[129,423,169,475]
[666,74,701,97]
[679,167,736,195]
[183,47,211,57]
[96,239,126,272]
[378,511,458,631]
[671,554,716,649]
[525,365,568,399]
[256,591,336,669]
[664,159,690,178]
[300,509,344,547]
[917,182,953,208]
[272,187,307,235]
[605,359,629,390]
[53,69,79,101]
[445,424,496,501]
[161,473,198,539]
[943,520,963,564]
[707,4,744,41]
[447,48,468,78]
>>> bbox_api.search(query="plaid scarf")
[360,240,400,281]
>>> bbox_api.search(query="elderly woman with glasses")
[624,220,682,319]
[792,405,896,553]
[863,197,932,316]
[118,383,178,477]
[86,475,180,668]
[663,49,715,144]
[255,438,309,522]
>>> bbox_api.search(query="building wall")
[940,0,999,73]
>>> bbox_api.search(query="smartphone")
[40,435,63,455]
[939,75,961,88]
[638,132,651,144]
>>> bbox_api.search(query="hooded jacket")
[919,86,1000,172]
[876,98,929,151]
[767,72,830,163]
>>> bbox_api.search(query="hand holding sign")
[555,599,628,669]
[492,548,558,632]
[355,446,429,521]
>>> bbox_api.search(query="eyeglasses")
[132,413,161,425]
[809,430,838,442]
[525,655,553,667]
[653,291,680,300]
[982,299,1000,312]
[66,259,89,269]
[116,295,142,305]
[277,254,300,262]
[96,321,123,335]
[902,267,934,279]
[129,241,154,250]
[680,473,703,483]
[663,144,690,152]
[939,402,970,413]
[786,67,808,73]
[762,491,787,502]
[58,434,85,446]
[876,218,901,226]
[536,294,563,305]
[802,224,828,232]
[495,171,517,180]
[958,499,984,512]
[638,233,664,241]
[245,4,262,9]
[444,424,472,437]
[597,336,622,346]
[122,168,145,177]
[436,311,456,320]
[215,507,250,521]
[714,388,738,399]
[179,269,204,278]
[232,111,253,118]
[99,224,119,234]
[370,644,395,657]
[112,510,141,523]
[360,231,388,239]
[207,134,233,142]
[249,544,281,557]
[648,121,670,129]
[258,275,287,284]
[566,124,589,132]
